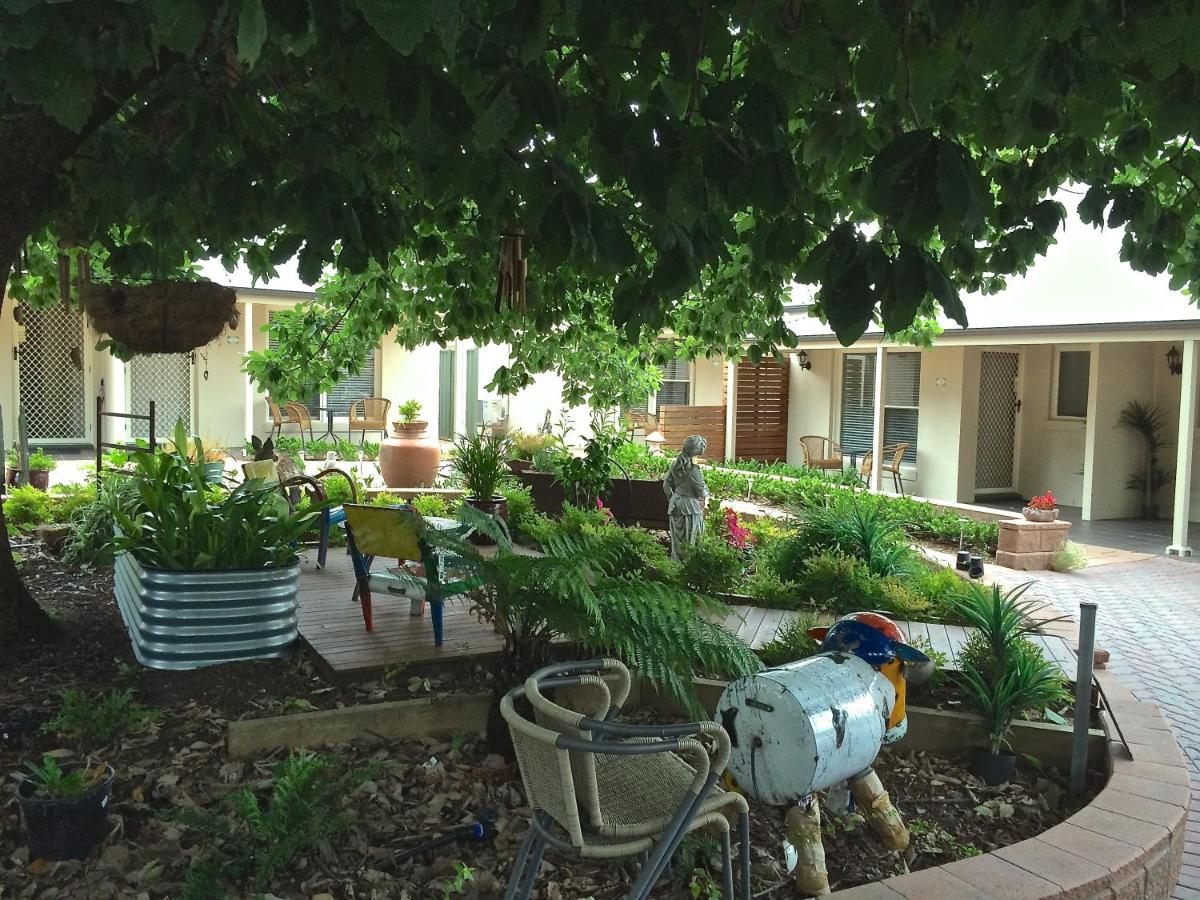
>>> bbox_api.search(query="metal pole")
[16,409,29,485]
[95,394,103,485]
[1070,601,1098,797]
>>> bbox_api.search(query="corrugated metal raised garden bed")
[113,553,300,670]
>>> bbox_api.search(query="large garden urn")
[379,421,441,488]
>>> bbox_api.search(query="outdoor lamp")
[797,350,813,371]
[645,429,667,454]
[1167,346,1183,376]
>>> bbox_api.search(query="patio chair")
[348,397,391,443]
[242,459,357,569]
[341,503,482,644]
[857,443,909,495]
[266,399,284,441]
[502,659,750,900]
[284,401,316,448]
[798,435,843,471]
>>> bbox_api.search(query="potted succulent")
[953,583,1069,784]
[1022,489,1058,522]
[16,756,115,860]
[108,424,319,669]
[380,399,440,488]
[452,429,511,544]
[4,446,19,486]
[27,448,56,491]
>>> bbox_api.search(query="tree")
[4,0,1200,641]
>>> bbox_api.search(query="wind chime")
[494,228,527,315]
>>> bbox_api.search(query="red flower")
[1028,490,1057,510]
[723,507,753,549]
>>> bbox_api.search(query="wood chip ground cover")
[1,552,1091,897]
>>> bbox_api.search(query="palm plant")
[797,493,913,577]
[441,506,761,750]
[451,429,511,500]
[956,647,1066,754]
[1117,401,1173,519]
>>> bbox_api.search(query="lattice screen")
[129,353,192,441]
[18,305,87,442]
[975,351,1019,490]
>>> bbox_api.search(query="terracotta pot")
[379,422,440,488]
[1022,506,1058,523]
[507,458,534,474]
[465,496,508,545]
[4,467,18,487]
[27,470,50,491]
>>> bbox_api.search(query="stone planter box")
[996,517,1072,570]
[113,553,300,670]
[517,470,669,529]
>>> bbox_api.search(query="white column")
[1168,338,1197,556]
[724,359,738,461]
[243,301,257,441]
[870,346,885,492]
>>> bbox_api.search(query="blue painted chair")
[341,503,481,646]
[243,460,356,569]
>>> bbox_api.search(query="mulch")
[0,550,1092,898]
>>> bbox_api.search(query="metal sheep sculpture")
[716,612,934,895]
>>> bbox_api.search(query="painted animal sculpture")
[717,612,933,896]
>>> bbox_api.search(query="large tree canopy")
[4,0,1200,638]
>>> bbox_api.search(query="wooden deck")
[296,551,1078,679]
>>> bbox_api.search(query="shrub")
[796,493,914,576]
[680,535,744,595]
[303,438,337,459]
[499,483,534,532]
[1049,540,1088,572]
[50,482,97,520]
[28,448,56,471]
[409,494,452,518]
[743,569,805,609]
[902,563,968,619]
[757,614,819,667]
[397,399,422,423]
[594,524,679,581]
[792,551,930,619]
[42,688,159,744]
[62,475,139,566]
[3,484,53,532]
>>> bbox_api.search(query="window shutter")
[883,352,920,462]
[327,352,376,415]
[465,349,480,433]
[1056,351,1090,418]
[438,349,456,439]
[839,354,876,453]
[656,357,691,406]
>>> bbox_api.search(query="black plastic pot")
[956,550,971,571]
[970,749,1016,785]
[968,554,985,579]
[464,496,508,545]
[17,763,115,860]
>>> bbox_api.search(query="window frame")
[1050,348,1091,421]
[837,351,921,466]
[267,309,379,418]
[646,357,693,415]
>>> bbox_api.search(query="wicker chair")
[266,399,284,441]
[858,443,909,495]
[348,397,391,443]
[798,435,843,471]
[284,401,316,448]
[502,659,750,900]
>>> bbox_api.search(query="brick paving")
[988,556,1200,898]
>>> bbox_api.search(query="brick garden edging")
[830,665,1189,899]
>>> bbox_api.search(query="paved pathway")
[989,556,1200,898]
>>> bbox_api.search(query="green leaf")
[237,0,268,67]
[149,0,208,55]
[854,24,898,97]
[881,245,927,333]
[1078,185,1109,226]
[356,0,429,55]
[936,141,988,238]
[866,130,940,240]
[473,84,518,150]
[923,255,968,328]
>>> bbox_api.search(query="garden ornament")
[662,433,709,561]
[716,612,932,896]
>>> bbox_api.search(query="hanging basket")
[80,280,237,354]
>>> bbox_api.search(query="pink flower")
[723,507,753,549]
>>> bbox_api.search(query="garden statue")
[662,434,708,560]
[716,612,933,895]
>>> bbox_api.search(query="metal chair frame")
[284,401,316,448]
[858,442,910,495]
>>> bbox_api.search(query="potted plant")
[4,446,19,486]
[27,448,56,491]
[1118,401,1173,519]
[1022,489,1058,522]
[507,430,555,474]
[16,756,115,860]
[107,424,319,669]
[379,400,440,488]
[953,583,1069,784]
[451,429,511,544]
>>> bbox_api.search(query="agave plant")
[956,646,1067,754]
[950,581,1065,663]
[1117,400,1173,519]
[796,492,914,577]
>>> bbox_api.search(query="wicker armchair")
[502,659,750,900]
[798,435,843,471]
[283,401,316,448]
[348,397,391,443]
[266,399,284,440]
[858,443,909,495]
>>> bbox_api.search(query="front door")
[975,351,1021,495]
[16,304,90,445]
[127,353,193,442]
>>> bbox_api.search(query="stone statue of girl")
[663,434,709,561]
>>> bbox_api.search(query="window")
[268,311,376,415]
[839,352,921,463]
[1054,350,1090,419]
[628,357,692,415]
